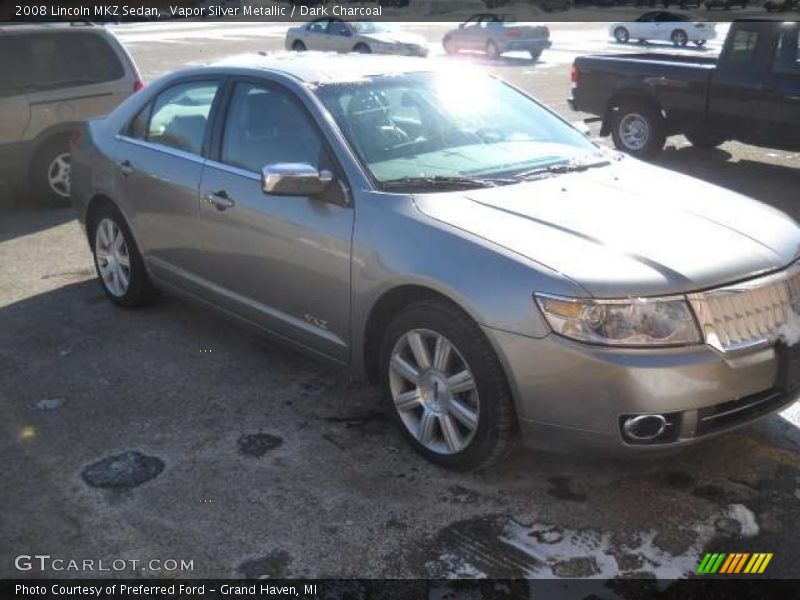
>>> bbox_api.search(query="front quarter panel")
[350,191,588,374]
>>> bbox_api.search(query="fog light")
[623,414,668,441]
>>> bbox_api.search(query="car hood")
[363,32,427,46]
[412,161,800,297]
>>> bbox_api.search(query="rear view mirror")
[262,163,333,197]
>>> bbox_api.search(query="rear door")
[761,24,800,150]
[114,79,223,286]
[326,19,354,52]
[707,22,775,143]
[196,79,354,360]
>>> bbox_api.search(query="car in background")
[610,12,716,47]
[764,0,798,11]
[442,13,551,60]
[704,0,748,8]
[285,19,429,56]
[0,22,142,205]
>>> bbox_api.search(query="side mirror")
[262,163,333,197]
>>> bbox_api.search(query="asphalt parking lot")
[2,21,800,582]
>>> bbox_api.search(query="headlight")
[535,294,701,347]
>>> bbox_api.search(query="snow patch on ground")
[725,504,760,538]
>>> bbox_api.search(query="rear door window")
[146,81,220,155]
[774,27,800,74]
[726,28,762,69]
[0,32,125,95]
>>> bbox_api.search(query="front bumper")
[483,326,798,454]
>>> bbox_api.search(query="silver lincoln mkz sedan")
[71,54,800,470]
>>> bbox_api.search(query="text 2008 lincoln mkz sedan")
[71,53,800,470]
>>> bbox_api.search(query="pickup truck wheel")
[611,101,666,159]
[671,29,688,46]
[380,300,519,470]
[685,130,725,149]
[614,27,630,43]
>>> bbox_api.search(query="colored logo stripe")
[697,552,773,574]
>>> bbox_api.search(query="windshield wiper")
[514,158,611,181]
[380,175,516,191]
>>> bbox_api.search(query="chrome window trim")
[203,159,261,182]
[115,134,206,165]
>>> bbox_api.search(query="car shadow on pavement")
[654,146,800,215]
[3,277,800,577]
[0,206,76,243]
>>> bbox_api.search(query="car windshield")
[350,22,395,34]
[314,71,602,189]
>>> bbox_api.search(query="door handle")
[118,160,134,176]
[205,190,235,211]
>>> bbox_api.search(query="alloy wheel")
[388,329,480,455]
[94,218,131,298]
[618,113,649,151]
[47,152,71,198]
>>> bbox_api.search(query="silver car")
[71,54,800,470]
[442,13,551,60]
[285,19,429,57]
[0,22,141,205]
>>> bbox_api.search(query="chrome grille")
[687,265,800,352]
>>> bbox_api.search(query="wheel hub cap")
[620,113,649,150]
[48,153,71,198]
[388,329,480,455]
[95,218,131,298]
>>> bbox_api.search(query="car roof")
[0,22,107,35]
[206,52,443,84]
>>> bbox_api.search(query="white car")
[285,19,429,57]
[610,12,716,47]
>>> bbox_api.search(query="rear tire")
[529,49,542,61]
[89,202,155,308]
[354,43,371,54]
[671,29,688,47]
[611,99,666,159]
[614,27,630,43]
[443,35,457,54]
[694,39,707,47]
[30,135,73,207]
[379,299,519,470]
[292,40,306,51]
[486,40,501,59]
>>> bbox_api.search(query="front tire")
[89,203,155,308]
[443,35,457,54]
[486,40,501,59]
[292,40,306,51]
[380,300,518,470]
[614,27,630,43]
[611,100,666,159]
[354,43,371,54]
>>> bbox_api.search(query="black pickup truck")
[569,21,800,158]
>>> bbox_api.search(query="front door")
[197,80,354,361]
